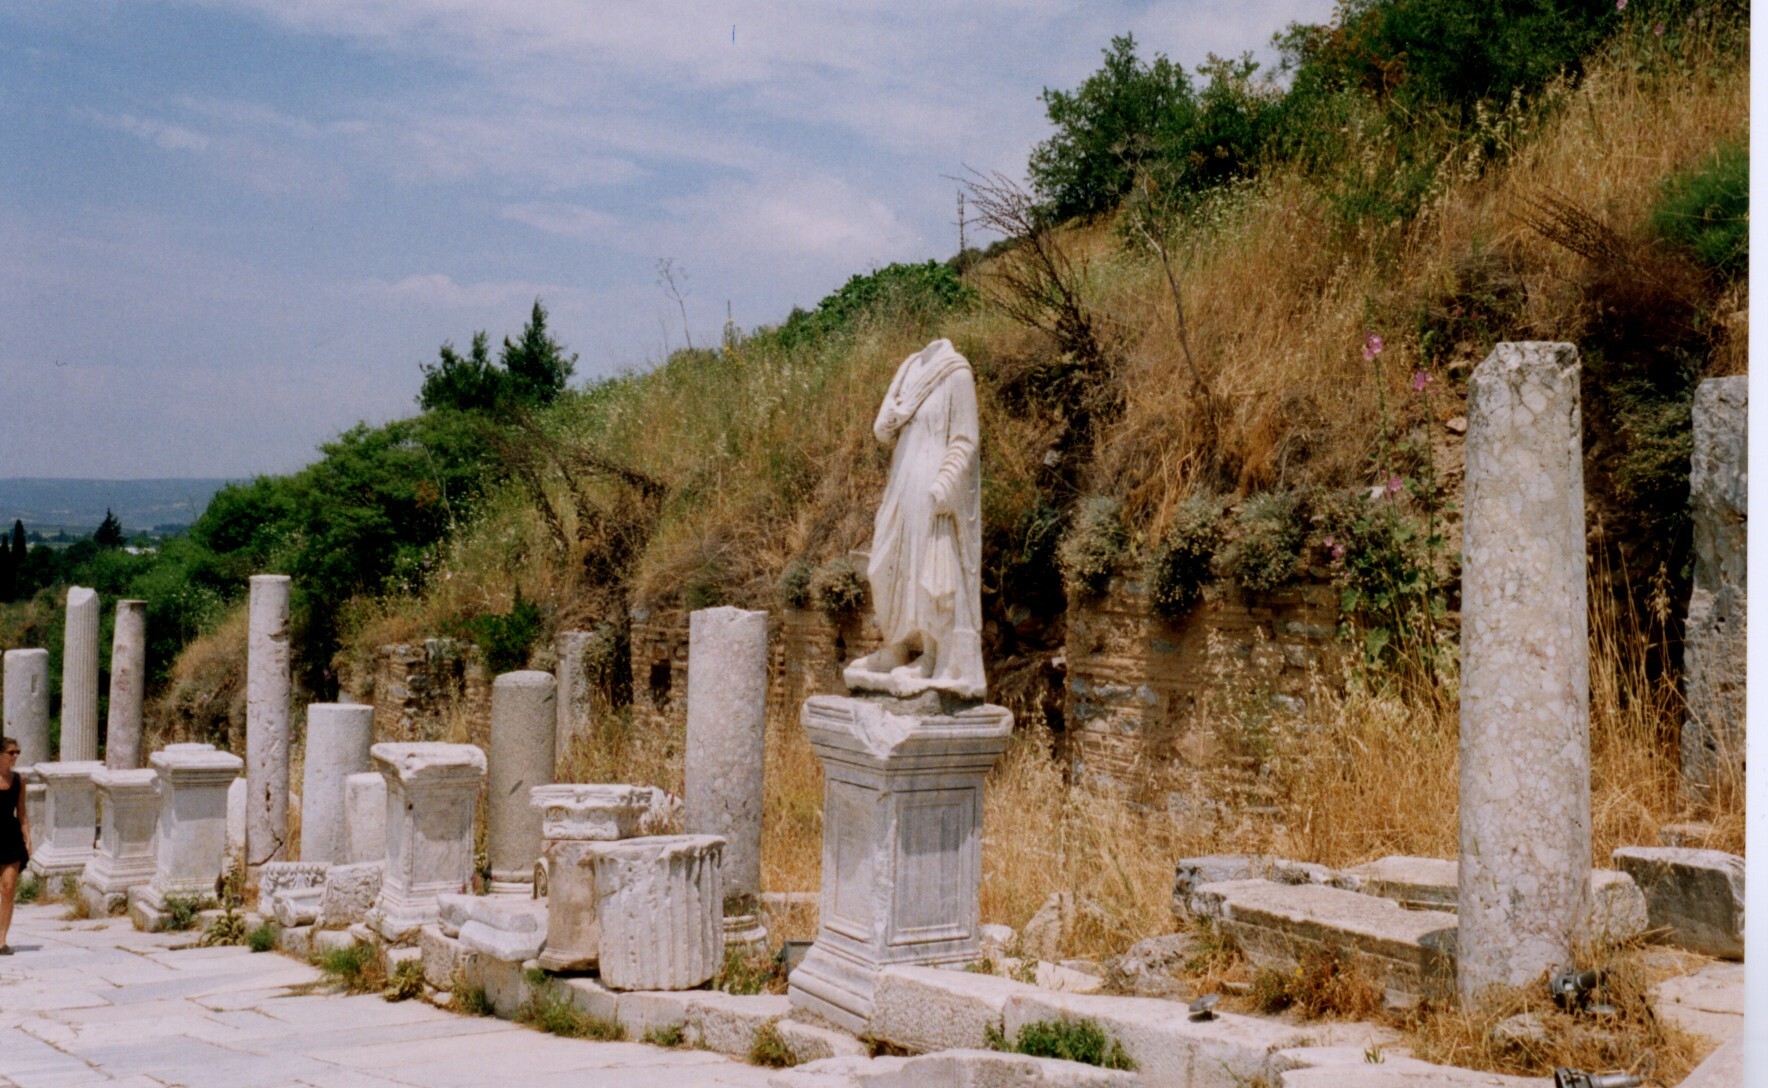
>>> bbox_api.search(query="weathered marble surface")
[686,606,768,942]
[301,703,374,864]
[27,760,104,880]
[1611,846,1745,960]
[342,770,388,864]
[584,833,726,991]
[246,574,292,869]
[59,586,100,762]
[1456,342,1591,1004]
[367,741,486,940]
[133,743,243,928]
[81,767,159,914]
[1681,376,1747,801]
[104,600,148,769]
[554,629,596,767]
[845,338,986,700]
[487,671,556,895]
[3,647,51,768]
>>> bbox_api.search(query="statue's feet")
[850,643,910,674]
[889,655,936,684]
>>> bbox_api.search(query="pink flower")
[1362,333,1385,362]
[1384,473,1404,496]
[1615,0,1626,10]
[1411,369,1434,392]
[1654,21,1665,35]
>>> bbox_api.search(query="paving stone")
[617,990,690,1039]
[871,964,1041,1053]
[774,1049,1140,1087]
[685,991,791,1057]
[775,1018,868,1063]
[1651,958,1744,1044]
[1677,1032,1743,1088]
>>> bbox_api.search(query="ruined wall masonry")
[365,640,492,746]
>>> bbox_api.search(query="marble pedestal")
[81,768,159,915]
[131,744,244,931]
[366,742,486,941]
[788,693,1013,1033]
[530,784,651,971]
[27,761,105,882]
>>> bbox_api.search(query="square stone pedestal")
[81,768,159,915]
[366,742,486,941]
[788,693,1013,1033]
[27,761,105,882]
[130,744,243,931]
[531,783,652,971]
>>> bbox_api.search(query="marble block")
[530,783,653,971]
[246,574,293,870]
[1681,376,1747,801]
[27,760,104,881]
[686,606,769,947]
[131,744,243,928]
[584,834,725,991]
[80,767,159,914]
[788,693,1013,1033]
[342,771,388,864]
[256,860,331,915]
[366,742,486,941]
[3,648,51,767]
[300,703,373,864]
[487,671,556,895]
[316,861,384,929]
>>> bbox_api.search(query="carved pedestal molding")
[246,574,293,872]
[105,600,148,769]
[131,744,244,930]
[686,606,770,949]
[81,768,159,914]
[4,648,51,767]
[788,693,1013,1032]
[366,742,486,941]
[1681,376,1747,802]
[487,671,556,896]
[530,783,651,971]
[301,703,374,864]
[60,587,100,762]
[1457,342,1592,1004]
[584,833,725,990]
[27,760,105,881]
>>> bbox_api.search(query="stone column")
[300,703,374,864]
[789,694,1014,1032]
[1457,342,1591,1004]
[26,760,104,881]
[586,834,726,991]
[131,744,243,930]
[105,600,148,769]
[367,742,486,940]
[487,672,556,896]
[342,771,388,865]
[1681,376,1747,801]
[685,607,770,947]
[554,630,595,770]
[3,648,51,768]
[246,574,292,869]
[80,768,159,915]
[530,783,652,971]
[60,586,100,761]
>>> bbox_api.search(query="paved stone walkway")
[0,902,778,1088]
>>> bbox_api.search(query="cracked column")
[300,703,374,864]
[487,671,556,896]
[3,648,51,768]
[246,574,291,869]
[1457,341,1591,1004]
[105,600,148,769]
[60,586,100,761]
[1680,376,1747,802]
[685,606,770,948]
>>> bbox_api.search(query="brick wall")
[363,638,492,746]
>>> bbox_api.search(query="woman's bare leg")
[0,863,19,949]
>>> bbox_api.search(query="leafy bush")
[519,986,624,1040]
[316,942,385,994]
[1146,495,1222,618]
[465,588,545,673]
[809,558,869,614]
[201,907,246,946]
[1313,489,1446,669]
[714,945,787,996]
[16,873,40,903]
[162,894,210,932]
[760,261,974,352]
[643,1024,686,1048]
[419,301,578,412]
[1223,492,1306,593]
[1652,140,1747,277]
[1058,496,1127,597]
[384,957,425,1002]
[1251,946,1383,1020]
[246,923,277,953]
[778,560,814,609]
[986,1017,1135,1071]
[748,1022,796,1068]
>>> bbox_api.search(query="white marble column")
[60,586,100,761]
[3,648,51,768]
[131,744,243,930]
[1681,376,1747,801]
[300,703,374,864]
[81,768,159,915]
[367,742,486,940]
[105,600,148,769]
[487,672,556,895]
[554,630,595,769]
[685,607,769,946]
[1457,342,1591,1004]
[27,760,104,880]
[246,574,292,869]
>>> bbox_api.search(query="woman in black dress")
[0,736,29,955]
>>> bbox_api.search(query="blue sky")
[1,0,1333,478]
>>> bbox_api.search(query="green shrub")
[809,557,869,614]
[1652,140,1747,277]
[1146,495,1222,618]
[749,1022,796,1067]
[714,944,787,996]
[760,261,974,352]
[643,1024,686,1048]
[16,873,40,904]
[316,942,385,994]
[779,559,814,609]
[385,957,425,1002]
[1058,495,1127,597]
[1223,492,1306,593]
[986,1017,1135,1071]
[520,986,624,1040]
[467,588,545,673]
[162,894,210,932]
[246,923,277,953]
[201,907,246,947]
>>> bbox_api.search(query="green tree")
[501,300,577,407]
[418,331,504,413]
[93,509,126,549]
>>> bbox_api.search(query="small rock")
[1022,892,1072,962]
[1493,1012,1548,1049]
[1104,932,1195,997]
[1446,416,1468,434]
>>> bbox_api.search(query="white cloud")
[77,108,211,152]
[501,201,618,239]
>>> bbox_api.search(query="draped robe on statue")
[847,338,987,699]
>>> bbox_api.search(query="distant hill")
[0,478,236,533]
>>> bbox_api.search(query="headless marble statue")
[845,338,987,700]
